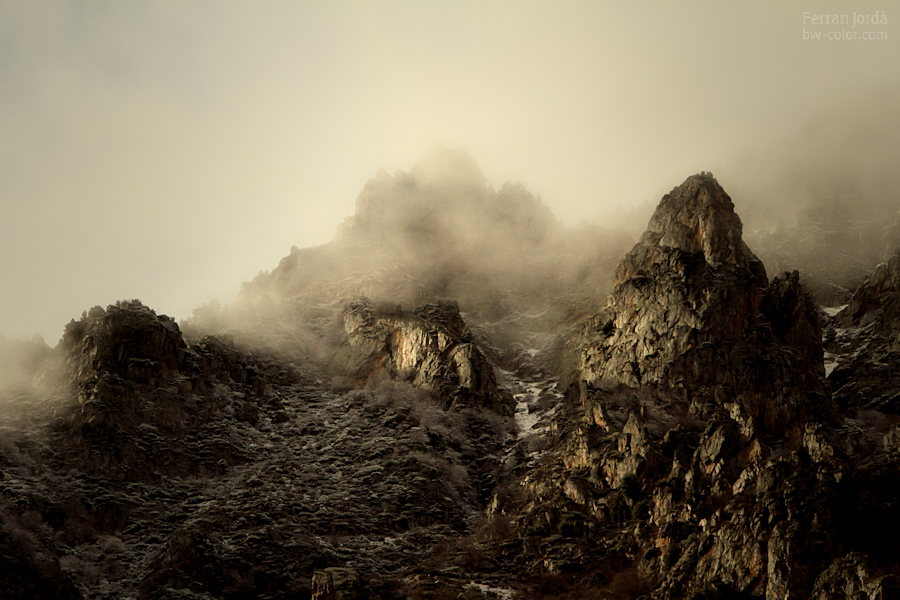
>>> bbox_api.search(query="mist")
[1,1,898,345]
[714,86,900,302]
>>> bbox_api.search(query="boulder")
[329,300,514,416]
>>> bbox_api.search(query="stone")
[504,173,896,599]
[2,159,900,600]
[572,173,829,433]
[329,299,514,416]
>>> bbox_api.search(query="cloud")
[0,1,897,340]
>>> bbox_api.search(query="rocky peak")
[342,148,558,254]
[45,300,270,480]
[506,176,896,600]
[60,300,186,386]
[619,172,766,281]
[575,173,826,430]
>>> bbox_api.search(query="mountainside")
[501,174,898,598]
[1,152,899,599]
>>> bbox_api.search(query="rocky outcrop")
[835,251,900,339]
[329,300,514,416]
[46,300,271,480]
[0,299,516,599]
[573,173,828,433]
[5,158,900,599]
[495,174,898,599]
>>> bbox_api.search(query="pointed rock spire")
[617,172,767,282]
[572,173,827,431]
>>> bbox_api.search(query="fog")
[1,0,898,346]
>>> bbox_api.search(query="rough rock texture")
[2,161,900,599]
[42,301,270,481]
[836,251,900,339]
[573,174,828,434]
[0,300,516,599]
[492,174,900,599]
[329,300,514,416]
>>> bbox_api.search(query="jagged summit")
[343,147,557,253]
[408,146,487,189]
[4,158,900,599]
[48,300,269,480]
[576,173,825,429]
[228,150,631,375]
[512,174,898,600]
[620,172,766,280]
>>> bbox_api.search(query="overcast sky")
[1,0,897,342]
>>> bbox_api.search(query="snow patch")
[823,304,848,317]
[824,352,839,377]
[466,582,518,599]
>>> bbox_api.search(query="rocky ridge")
[572,174,828,432]
[1,155,899,599]
[1,298,517,599]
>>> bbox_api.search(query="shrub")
[608,566,651,599]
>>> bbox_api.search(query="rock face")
[574,173,827,433]
[49,300,269,480]
[499,174,899,599]
[2,160,900,600]
[329,300,514,416]
[1,299,514,599]
[836,251,900,339]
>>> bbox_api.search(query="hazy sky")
[1,1,897,342]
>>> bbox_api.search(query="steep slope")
[2,157,900,599]
[495,174,900,599]
[826,250,900,416]
[572,173,827,432]
[1,300,515,599]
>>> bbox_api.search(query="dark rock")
[311,567,363,600]
[235,401,259,425]
[42,301,268,480]
[3,160,900,600]
[572,173,828,433]
[502,174,892,600]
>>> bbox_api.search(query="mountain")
[504,174,898,598]
[188,148,633,374]
[0,152,898,599]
